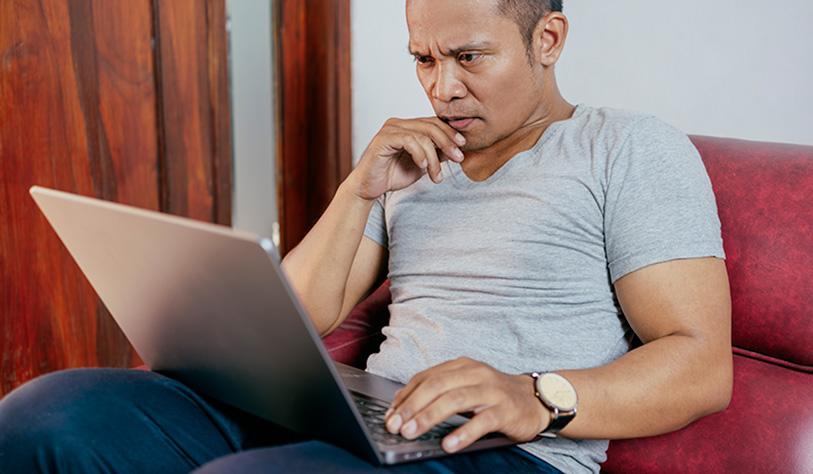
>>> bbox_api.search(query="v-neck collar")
[445,103,587,189]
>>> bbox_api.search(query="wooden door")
[276,0,353,255]
[0,0,231,396]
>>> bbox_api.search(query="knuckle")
[449,390,466,407]
[437,128,456,144]
[474,365,493,379]
[415,412,433,430]
[482,411,499,429]
[418,135,436,150]
[424,377,441,393]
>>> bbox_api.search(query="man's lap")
[0,368,559,473]
[194,440,559,473]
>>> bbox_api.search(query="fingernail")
[453,148,464,160]
[444,435,459,452]
[402,419,417,437]
[455,133,466,145]
[384,407,393,418]
[387,414,402,433]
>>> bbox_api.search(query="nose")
[431,63,467,103]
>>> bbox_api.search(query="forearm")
[553,333,733,440]
[281,176,374,334]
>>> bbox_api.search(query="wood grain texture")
[0,0,231,396]
[206,0,233,227]
[276,0,352,255]
[0,0,157,392]
[153,0,231,225]
[154,0,211,221]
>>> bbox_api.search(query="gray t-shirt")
[362,104,725,473]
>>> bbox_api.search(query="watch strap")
[545,407,575,434]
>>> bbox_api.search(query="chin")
[460,135,495,152]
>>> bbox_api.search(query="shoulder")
[577,106,696,167]
[577,105,685,145]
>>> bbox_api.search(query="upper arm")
[326,235,388,334]
[614,256,731,348]
[613,256,733,413]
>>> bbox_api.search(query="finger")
[387,358,474,417]
[412,135,443,183]
[387,365,486,434]
[442,407,503,453]
[396,135,430,171]
[414,120,465,163]
[421,117,467,149]
[401,386,494,440]
[387,116,465,151]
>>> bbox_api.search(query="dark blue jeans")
[0,369,561,473]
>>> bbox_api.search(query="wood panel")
[206,0,233,226]
[153,0,231,225]
[276,0,352,255]
[0,0,231,396]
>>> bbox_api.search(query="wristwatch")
[529,372,578,436]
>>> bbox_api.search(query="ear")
[531,12,568,67]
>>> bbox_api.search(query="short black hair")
[496,0,563,54]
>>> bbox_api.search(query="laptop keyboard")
[352,392,455,445]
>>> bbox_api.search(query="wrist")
[339,173,379,204]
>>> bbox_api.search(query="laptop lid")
[29,186,380,463]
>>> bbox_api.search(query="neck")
[461,94,575,180]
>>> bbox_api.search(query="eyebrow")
[407,41,493,57]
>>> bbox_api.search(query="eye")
[458,52,482,65]
[413,55,434,66]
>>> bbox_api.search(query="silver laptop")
[30,186,520,465]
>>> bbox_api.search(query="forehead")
[406,0,518,52]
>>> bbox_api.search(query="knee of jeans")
[0,369,148,460]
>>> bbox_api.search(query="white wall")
[352,0,813,162]
[352,0,432,163]
[227,0,279,244]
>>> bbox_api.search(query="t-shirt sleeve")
[363,194,388,248]
[604,116,725,283]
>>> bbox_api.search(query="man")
[0,0,732,473]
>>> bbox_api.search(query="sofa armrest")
[323,281,392,368]
[601,355,813,473]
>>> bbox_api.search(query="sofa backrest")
[692,136,813,372]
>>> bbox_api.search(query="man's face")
[406,0,546,151]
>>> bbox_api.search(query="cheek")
[481,72,537,122]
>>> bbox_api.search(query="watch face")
[538,373,577,411]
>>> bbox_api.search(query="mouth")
[441,116,478,131]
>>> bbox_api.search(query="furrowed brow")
[407,41,492,58]
[407,44,423,56]
[440,41,492,57]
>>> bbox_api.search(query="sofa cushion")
[692,136,813,370]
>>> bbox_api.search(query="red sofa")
[324,136,813,473]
